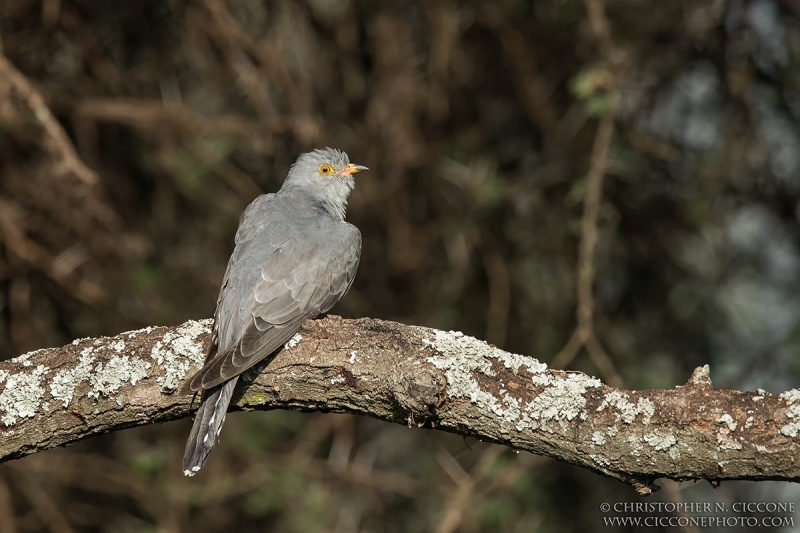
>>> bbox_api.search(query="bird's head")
[283,147,368,220]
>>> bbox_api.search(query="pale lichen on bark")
[0,319,209,468]
[0,320,210,428]
[596,390,655,424]
[0,316,798,494]
[779,389,800,438]
[0,364,47,425]
[149,320,210,392]
[423,329,549,425]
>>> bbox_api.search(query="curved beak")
[341,163,368,175]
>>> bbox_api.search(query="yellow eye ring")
[318,164,334,175]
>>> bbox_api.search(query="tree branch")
[1,316,798,495]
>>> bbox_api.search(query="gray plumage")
[182,148,365,476]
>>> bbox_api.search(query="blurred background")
[1,0,800,531]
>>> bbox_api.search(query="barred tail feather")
[183,377,239,476]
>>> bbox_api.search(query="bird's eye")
[318,164,334,175]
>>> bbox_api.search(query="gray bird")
[181,147,366,476]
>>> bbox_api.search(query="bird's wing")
[184,194,276,382]
[186,217,361,391]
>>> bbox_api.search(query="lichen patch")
[643,432,677,451]
[110,340,126,352]
[423,328,600,433]
[716,413,737,431]
[0,320,206,427]
[493,349,547,375]
[150,319,209,392]
[596,391,655,424]
[592,431,606,445]
[627,434,642,456]
[125,326,154,338]
[779,389,800,438]
[0,365,47,426]
[284,333,303,350]
[424,330,528,423]
[9,350,44,368]
[516,373,601,432]
[424,329,546,377]
[88,356,151,399]
[50,352,94,407]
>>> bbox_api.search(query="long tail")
[182,376,239,476]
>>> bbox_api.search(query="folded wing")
[185,213,361,392]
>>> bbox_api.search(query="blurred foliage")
[1,0,800,531]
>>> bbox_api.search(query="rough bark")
[0,316,798,495]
